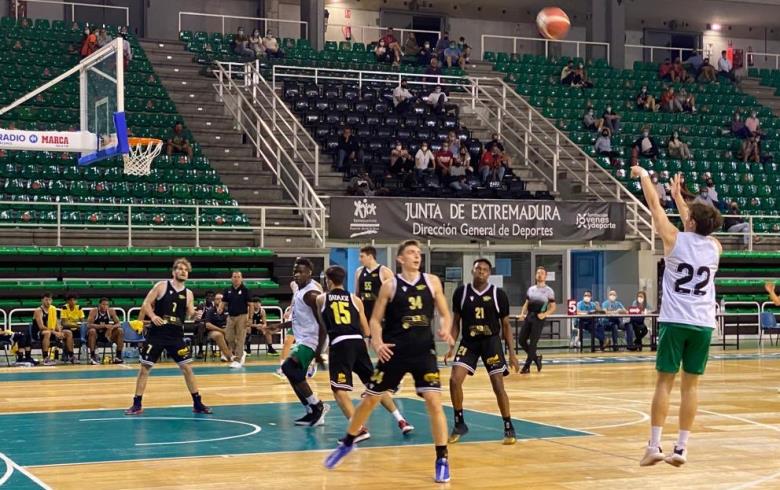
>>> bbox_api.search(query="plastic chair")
[760,312,780,346]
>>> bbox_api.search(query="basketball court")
[0,349,778,489]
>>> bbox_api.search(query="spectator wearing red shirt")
[658,59,672,81]
[670,58,692,83]
[479,145,508,184]
[379,27,402,64]
[434,142,454,183]
[80,26,98,58]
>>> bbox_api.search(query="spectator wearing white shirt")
[594,129,618,157]
[263,31,283,58]
[414,141,434,181]
[718,50,736,82]
[426,85,458,117]
[392,80,416,113]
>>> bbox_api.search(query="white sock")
[391,409,404,422]
[649,426,663,448]
[306,394,320,406]
[676,430,690,449]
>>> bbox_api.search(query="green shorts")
[290,343,316,369]
[656,322,713,375]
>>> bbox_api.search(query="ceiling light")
[710,23,722,31]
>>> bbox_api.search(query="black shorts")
[452,335,508,377]
[328,339,374,391]
[87,326,111,343]
[140,337,192,367]
[365,351,440,396]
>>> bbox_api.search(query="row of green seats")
[0,166,220,185]
[0,296,281,310]
[0,246,274,257]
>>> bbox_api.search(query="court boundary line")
[0,452,52,489]
[79,416,262,446]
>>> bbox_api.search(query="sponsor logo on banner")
[329,197,626,242]
[28,134,38,143]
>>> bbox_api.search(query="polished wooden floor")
[2,348,780,489]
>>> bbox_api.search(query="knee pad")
[281,357,305,384]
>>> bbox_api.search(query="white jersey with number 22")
[659,232,720,329]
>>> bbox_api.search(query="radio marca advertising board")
[329,197,626,241]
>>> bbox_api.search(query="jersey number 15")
[330,301,352,325]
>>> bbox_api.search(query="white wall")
[324,6,380,43]
[148,0,264,40]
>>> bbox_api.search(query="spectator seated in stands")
[380,27,402,65]
[594,128,619,157]
[348,170,380,196]
[667,131,693,159]
[632,128,659,159]
[96,28,112,48]
[485,133,511,164]
[671,58,692,83]
[636,85,658,112]
[165,121,193,160]
[695,183,718,209]
[425,57,443,76]
[745,111,762,137]
[374,39,393,63]
[653,173,673,209]
[702,177,720,208]
[560,61,576,85]
[718,50,737,82]
[685,52,704,79]
[335,127,364,173]
[582,107,600,131]
[660,87,683,112]
[724,201,759,247]
[624,291,651,351]
[699,57,717,82]
[730,112,749,138]
[392,79,416,113]
[658,58,673,81]
[448,157,473,192]
[414,141,435,182]
[740,135,760,163]
[479,145,509,185]
[249,29,264,57]
[573,63,594,88]
[404,32,420,56]
[601,105,621,133]
[434,142,454,184]
[389,141,414,176]
[426,85,459,117]
[263,30,283,58]
[435,31,450,60]
[232,27,256,60]
[458,37,471,63]
[443,41,465,69]
[417,41,434,66]
[80,26,97,58]
[676,88,696,113]
[575,291,604,351]
[454,144,471,169]
[600,289,627,351]
[446,130,461,155]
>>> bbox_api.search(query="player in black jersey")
[125,258,212,416]
[354,246,393,321]
[85,297,125,365]
[317,265,414,442]
[326,240,455,483]
[445,258,520,445]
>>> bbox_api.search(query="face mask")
[396,145,402,151]
[641,88,647,92]
[238,30,244,35]
[673,133,678,138]
[637,297,644,304]
[643,132,649,138]
[606,107,611,112]
[707,180,714,186]
[424,43,430,48]
[602,132,609,137]
[422,146,428,151]
[584,296,591,303]
[609,295,617,301]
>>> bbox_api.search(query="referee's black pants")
[519,312,544,365]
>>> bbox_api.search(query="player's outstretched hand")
[630,164,643,179]
[765,281,776,294]
[372,338,395,363]
[151,315,165,326]
[670,172,683,200]
[508,353,521,374]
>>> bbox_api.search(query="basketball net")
[123,137,162,176]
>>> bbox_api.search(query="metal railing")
[466,77,655,248]
[325,23,440,47]
[15,0,130,26]
[667,213,780,251]
[212,64,327,247]
[745,51,780,70]
[178,11,308,39]
[217,61,321,187]
[270,64,470,92]
[480,35,610,64]
[0,201,325,249]
[8,306,127,329]
[624,44,704,66]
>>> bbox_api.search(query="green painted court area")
[0,400,588,471]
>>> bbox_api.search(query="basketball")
[536,6,570,40]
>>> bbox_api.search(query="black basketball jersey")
[151,281,189,339]
[94,310,112,324]
[322,288,363,344]
[32,306,49,330]
[384,273,435,356]
[358,265,385,316]
[252,308,263,324]
[453,284,508,342]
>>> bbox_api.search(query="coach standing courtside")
[224,271,252,366]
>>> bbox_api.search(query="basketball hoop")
[123,137,163,176]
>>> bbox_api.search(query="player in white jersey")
[279,258,329,426]
[632,166,723,468]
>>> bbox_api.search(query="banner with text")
[329,197,626,242]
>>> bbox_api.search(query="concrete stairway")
[139,39,342,250]
[741,78,780,116]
